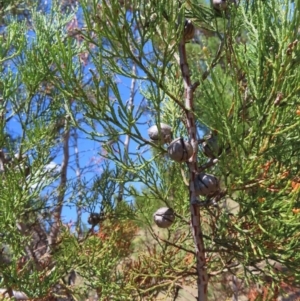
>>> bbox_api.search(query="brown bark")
[48,129,70,248]
[178,27,209,301]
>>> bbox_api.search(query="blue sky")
[4,1,178,231]
[7,72,152,228]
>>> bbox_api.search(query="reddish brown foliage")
[95,219,138,257]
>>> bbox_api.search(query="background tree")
[1,0,300,301]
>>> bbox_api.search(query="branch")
[117,63,136,202]
[177,18,209,301]
[73,129,83,236]
[48,128,70,248]
[198,158,219,173]
[16,220,48,270]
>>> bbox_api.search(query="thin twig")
[202,39,224,81]
[155,235,196,256]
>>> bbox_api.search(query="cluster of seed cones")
[148,123,222,228]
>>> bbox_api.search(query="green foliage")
[1,0,300,300]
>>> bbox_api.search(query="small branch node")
[191,81,200,91]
